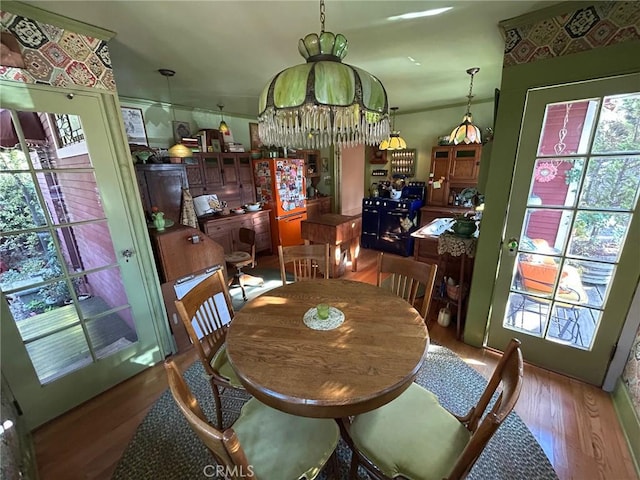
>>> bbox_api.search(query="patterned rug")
[112,340,558,479]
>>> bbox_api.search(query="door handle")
[122,249,135,262]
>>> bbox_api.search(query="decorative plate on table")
[303,306,345,330]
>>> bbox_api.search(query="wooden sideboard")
[199,209,272,255]
[427,145,482,206]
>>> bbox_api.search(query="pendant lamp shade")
[257,0,389,149]
[159,68,191,158]
[449,67,482,145]
[379,107,406,150]
[167,143,193,158]
[217,103,229,134]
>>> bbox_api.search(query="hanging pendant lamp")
[257,0,389,149]
[217,103,229,134]
[159,68,192,158]
[449,67,482,145]
[379,107,407,150]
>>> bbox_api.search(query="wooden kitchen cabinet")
[135,164,188,223]
[186,152,255,205]
[200,209,272,255]
[427,145,482,206]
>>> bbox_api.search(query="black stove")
[361,182,425,256]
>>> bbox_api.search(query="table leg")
[350,238,359,272]
[457,254,465,340]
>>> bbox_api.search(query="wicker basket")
[446,283,467,301]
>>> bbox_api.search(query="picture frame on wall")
[249,122,262,150]
[172,120,191,143]
[121,107,148,145]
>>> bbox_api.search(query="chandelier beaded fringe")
[257,0,389,149]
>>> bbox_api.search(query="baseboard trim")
[612,379,640,477]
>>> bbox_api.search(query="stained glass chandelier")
[449,67,482,145]
[257,0,389,149]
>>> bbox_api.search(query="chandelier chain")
[465,71,476,113]
[320,0,325,33]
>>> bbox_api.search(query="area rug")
[112,341,558,479]
[228,267,290,311]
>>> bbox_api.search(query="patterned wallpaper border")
[0,10,115,91]
[503,1,640,67]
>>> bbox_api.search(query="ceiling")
[25,0,559,118]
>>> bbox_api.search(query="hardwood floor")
[32,248,637,480]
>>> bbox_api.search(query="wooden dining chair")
[376,252,438,321]
[278,243,330,285]
[339,338,524,480]
[164,359,340,479]
[224,227,263,301]
[174,267,244,429]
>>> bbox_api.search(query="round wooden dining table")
[225,279,429,418]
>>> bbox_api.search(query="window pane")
[529,158,584,208]
[0,231,65,292]
[0,143,29,170]
[521,209,571,252]
[25,324,91,384]
[86,306,138,360]
[35,171,106,224]
[0,172,47,229]
[593,93,640,154]
[537,100,598,156]
[578,156,640,210]
[567,211,631,262]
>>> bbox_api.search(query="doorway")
[486,74,640,385]
[1,82,166,428]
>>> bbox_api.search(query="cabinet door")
[221,153,239,185]
[427,148,451,206]
[202,154,223,190]
[449,145,481,182]
[237,154,256,204]
[135,164,187,222]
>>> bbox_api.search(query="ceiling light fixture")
[379,107,407,150]
[257,0,389,149]
[217,103,229,134]
[159,68,192,158]
[387,7,453,21]
[449,67,482,145]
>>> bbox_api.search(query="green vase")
[153,214,166,231]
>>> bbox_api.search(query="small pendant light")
[217,103,229,134]
[449,67,482,145]
[379,107,407,150]
[159,68,192,158]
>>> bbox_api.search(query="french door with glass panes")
[0,82,166,428]
[486,74,640,385]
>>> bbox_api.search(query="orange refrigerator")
[253,158,307,250]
